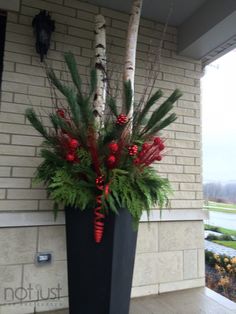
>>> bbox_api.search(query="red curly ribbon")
[94,177,105,243]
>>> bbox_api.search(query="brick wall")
[0,0,204,312]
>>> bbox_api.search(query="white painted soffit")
[178,0,236,61]
[0,0,20,12]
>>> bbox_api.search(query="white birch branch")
[93,14,107,129]
[123,0,143,120]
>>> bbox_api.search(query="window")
[0,10,7,88]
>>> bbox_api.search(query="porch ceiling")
[89,0,236,65]
[88,0,207,26]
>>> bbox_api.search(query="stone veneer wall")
[0,0,204,313]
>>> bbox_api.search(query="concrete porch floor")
[43,287,236,314]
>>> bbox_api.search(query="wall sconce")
[32,10,55,62]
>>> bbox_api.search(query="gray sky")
[201,49,236,183]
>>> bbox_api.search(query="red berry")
[108,142,119,153]
[66,153,75,162]
[156,155,162,161]
[56,109,65,118]
[158,142,165,151]
[142,143,150,151]
[154,137,162,145]
[69,139,79,149]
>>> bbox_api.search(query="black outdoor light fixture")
[32,10,55,62]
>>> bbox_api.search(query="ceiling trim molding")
[0,0,20,12]
[178,0,236,61]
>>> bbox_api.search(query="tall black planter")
[65,207,138,314]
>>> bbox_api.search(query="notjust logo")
[3,284,62,302]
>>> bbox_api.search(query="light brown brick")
[7,189,47,199]
[0,167,11,177]
[180,183,202,191]
[0,178,31,188]
[0,113,24,124]
[12,135,43,146]
[12,167,36,178]
[0,200,38,211]
[0,134,10,144]
[0,156,42,167]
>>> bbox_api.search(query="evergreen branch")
[47,68,72,98]
[107,97,118,117]
[145,113,177,137]
[135,89,163,126]
[141,89,182,135]
[25,108,50,141]
[64,52,82,97]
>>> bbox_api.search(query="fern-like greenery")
[25,52,182,224]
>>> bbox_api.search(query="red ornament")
[66,153,75,162]
[116,114,128,125]
[56,109,65,118]
[156,155,162,161]
[128,145,138,156]
[108,142,119,153]
[107,155,116,168]
[69,138,79,149]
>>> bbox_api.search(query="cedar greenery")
[25,52,182,224]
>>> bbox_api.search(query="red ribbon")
[94,177,105,243]
[94,177,111,243]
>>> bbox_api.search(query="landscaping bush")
[205,224,219,232]
[205,250,236,302]
[206,234,234,241]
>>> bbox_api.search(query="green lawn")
[213,241,236,250]
[207,201,236,209]
[204,201,236,214]
[204,207,236,214]
[204,224,236,237]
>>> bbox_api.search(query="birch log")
[123,0,143,120]
[93,14,107,129]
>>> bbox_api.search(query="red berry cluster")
[116,114,128,126]
[128,145,138,156]
[154,137,165,151]
[56,109,65,118]
[96,175,104,186]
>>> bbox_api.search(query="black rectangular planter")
[65,207,138,314]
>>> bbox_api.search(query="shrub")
[206,234,234,241]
